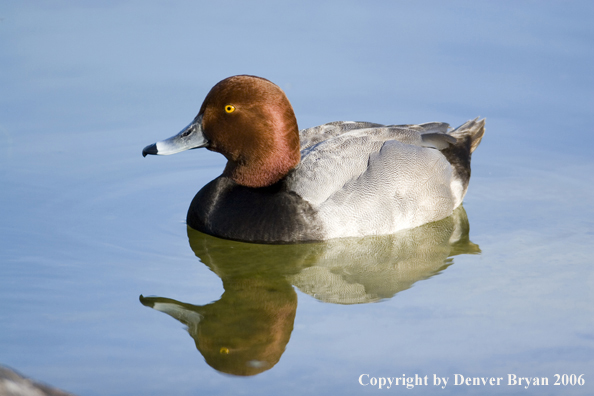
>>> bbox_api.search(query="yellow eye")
[225,105,235,113]
[220,347,230,354]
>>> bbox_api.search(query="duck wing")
[287,126,456,238]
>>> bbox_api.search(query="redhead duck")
[143,75,485,243]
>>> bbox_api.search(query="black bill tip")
[142,143,158,157]
[139,295,154,307]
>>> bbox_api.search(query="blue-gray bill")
[142,115,208,157]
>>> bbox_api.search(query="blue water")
[1,1,592,395]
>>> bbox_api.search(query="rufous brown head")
[143,75,300,188]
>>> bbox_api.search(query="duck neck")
[224,147,300,188]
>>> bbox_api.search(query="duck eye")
[225,105,235,113]
[220,347,230,354]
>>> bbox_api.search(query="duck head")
[143,75,300,188]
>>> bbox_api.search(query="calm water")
[1,2,593,395]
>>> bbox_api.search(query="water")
[1,1,592,395]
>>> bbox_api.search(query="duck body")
[143,76,485,244]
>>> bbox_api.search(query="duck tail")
[449,117,485,154]
[441,118,486,203]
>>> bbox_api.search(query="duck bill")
[142,115,208,157]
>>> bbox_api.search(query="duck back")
[285,119,485,240]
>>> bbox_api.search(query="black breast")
[186,176,324,243]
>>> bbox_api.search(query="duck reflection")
[140,206,479,375]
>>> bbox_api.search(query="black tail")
[441,118,485,191]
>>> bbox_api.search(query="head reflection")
[140,276,296,376]
[140,206,479,376]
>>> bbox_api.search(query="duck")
[143,75,485,244]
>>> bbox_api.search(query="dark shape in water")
[0,365,76,396]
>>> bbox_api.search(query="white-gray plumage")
[286,119,485,239]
